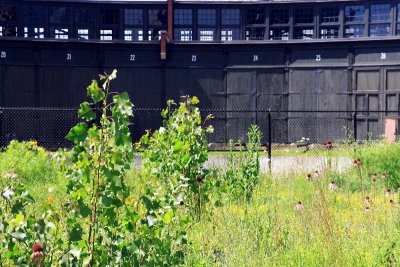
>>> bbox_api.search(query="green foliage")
[224,124,262,202]
[141,96,213,218]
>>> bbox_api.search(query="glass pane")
[49,7,70,24]
[198,28,215,41]
[344,25,364,37]
[23,6,45,24]
[50,27,69,39]
[148,28,163,40]
[0,25,17,37]
[100,29,114,40]
[270,8,289,25]
[174,9,192,25]
[345,5,364,23]
[198,9,216,26]
[100,8,119,24]
[221,28,239,41]
[320,26,339,38]
[0,3,16,21]
[370,4,391,22]
[397,23,400,35]
[246,9,265,25]
[74,8,95,24]
[77,28,89,40]
[245,27,265,40]
[221,9,240,25]
[149,9,167,26]
[320,7,339,23]
[294,27,314,39]
[124,9,143,25]
[398,4,400,21]
[24,26,44,38]
[369,23,390,36]
[269,27,289,40]
[124,28,144,41]
[174,28,192,41]
[294,8,313,24]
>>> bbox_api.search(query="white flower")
[109,69,117,80]
[159,127,166,134]
[48,187,54,193]
[2,187,14,200]
[47,222,56,229]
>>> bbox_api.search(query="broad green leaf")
[66,123,88,144]
[78,102,96,121]
[78,201,91,218]
[87,80,105,103]
[173,141,184,152]
[69,224,83,241]
[14,213,24,225]
[191,96,199,105]
[163,209,174,224]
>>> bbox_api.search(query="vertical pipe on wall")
[168,0,173,40]
[267,109,272,174]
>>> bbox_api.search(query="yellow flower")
[48,194,55,204]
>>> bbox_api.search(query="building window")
[320,7,339,23]
[245,8,265,40]
[100,8,119,25]
[245,27,265,40]
[174,9,192,25]
[221,9,240,41]
[345,5,365,23]
[74,8,95,24]
[24,27,44,38]
[198,9,215,41]
[49,7,70,24]
[148,9,167,41]
[370,4,391,36]
[221,9,240,25]
[269,27,289,40]
[124,9,143,25]
[124,28,143,41]
[0,25,17,37]
[51,27,68,39]
[344,5,365,38]
[174,28,192,41]
[320,26,339,39]
[77,28,89,39]
[221,28,239,41]
[270,8,289,25]
[23,6,45,24]
[100,29,113,40]
[294,8,313,24]
[294,27,313,39]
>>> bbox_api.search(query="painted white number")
[381,53,386,60]
[130,54,136,61]
[192,55,197,62]
[253,55,259,62]
[0,51,6,58]
[67,53,72,60]
[315,54,321,62]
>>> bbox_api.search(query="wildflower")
[381,173,387,180]
[109,69,117,80]
[5,169,18,179]
[314,170,320,178]
[364,196,372,207]
[328,181,336,191]
[354,158,361,168]
[2,187,14,200]
[306,174,312,181]
[389,199,395,205]
[295,201,304,211]
[159,127,166,134]
[30,243,44,266]
[175,196,184,206]
[371,173,377,183]
[196,175,203,185]
[47,194,55,204]
[325,139,333,149]
[385,188,392,198]
[365,206,371,213]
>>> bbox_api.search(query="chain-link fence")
[0,107,399,150]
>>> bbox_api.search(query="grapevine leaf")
[66,123,88,144]
[87,80,105,103]
[78,102,96,121]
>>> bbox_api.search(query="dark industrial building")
[0,0,400,146]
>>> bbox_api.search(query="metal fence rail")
[0,107,399,150]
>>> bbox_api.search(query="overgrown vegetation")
[0,72,399,266]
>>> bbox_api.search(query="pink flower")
[325,139,333,149]
[385,188,391,198]
[314,170,320,178]
[381,173,387,180]
[30,243,44,266]
[328,181,336,191]
[306,174,312,181]
[354,158,361,168]
[371,173,377,183]
[295,201,304,211]
[364,196,372,207]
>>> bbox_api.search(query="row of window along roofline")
[1,3,400,41]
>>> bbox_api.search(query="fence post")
[353,111,357,143]
[267,109,272,174]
